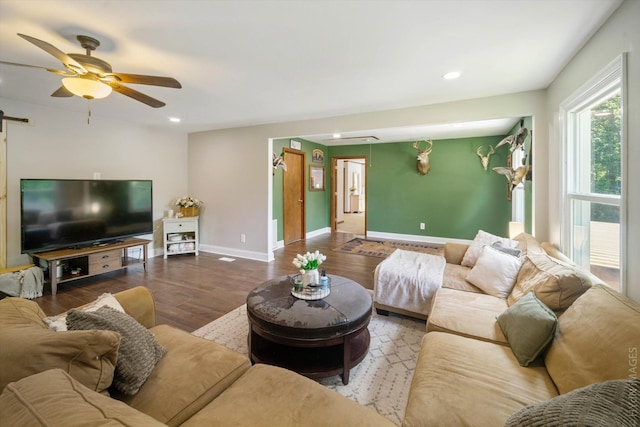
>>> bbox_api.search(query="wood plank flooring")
[33,233,383,332]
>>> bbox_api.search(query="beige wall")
[188,90,548,261]
[2,98,189,265]
[546,0,639,302]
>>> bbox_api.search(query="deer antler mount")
[413,140,433,175]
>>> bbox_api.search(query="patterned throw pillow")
[44,293,125,331]
[461,230,518,268]
[66,306,166,395]
[505,378,640,427]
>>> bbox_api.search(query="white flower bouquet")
[292,250,326,272]
[175,196,204,208]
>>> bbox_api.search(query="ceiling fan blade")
[108,83,166,108]
[18,33,87,75]
[103,73,181,88]
[0,60,71,76]
[51,86,74,97]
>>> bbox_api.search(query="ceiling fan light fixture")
[62,77,112,99]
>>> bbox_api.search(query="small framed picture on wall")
[309,165,325,191]
[290,139,302,150]
[312,149,324,163]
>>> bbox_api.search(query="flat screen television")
[21,179,153,253]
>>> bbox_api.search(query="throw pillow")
[466,245,522,298]
[505,378,640,427]
[497,292,558,367]
[66,306,166,395]
[461,230,518,267]
[44,293,125,331]
[491,240,522,258]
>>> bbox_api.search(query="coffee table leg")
[342,335,351,385]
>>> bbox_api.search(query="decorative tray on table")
[289,274,331,300]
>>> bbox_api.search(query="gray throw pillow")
[497,292,557,366]
[491,240,522,258]
[67,306,166,395]
[505,378,640,427]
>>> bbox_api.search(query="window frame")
[560,54,627,294]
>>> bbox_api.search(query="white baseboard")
[199,244,272,262]
[366,231,472,246]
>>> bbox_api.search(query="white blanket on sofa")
[374,249,446,316]
[0,266,44,299]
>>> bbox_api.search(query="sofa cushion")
[67,306,167,395]
[545,285,640,394]
[466,245,521,299]
[181,364,396,427]
[442,263,482,293]
[0,369,165,427]
[505,378,640,427]
[403,332,558,427]
[512,232,546,257]
[426,288,508,345]
[497,292,558,366]
[461,230,518,268]
[114,324,251,427]
[0,298,119,393]
[509,253,594,311]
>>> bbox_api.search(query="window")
[561,56,625,291]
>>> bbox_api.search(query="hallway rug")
[332,237,443,258]
[193,304,426,425]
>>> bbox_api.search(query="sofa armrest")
[444,242,469,265]
[113,287,156,329]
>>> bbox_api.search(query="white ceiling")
[0,0,622,143]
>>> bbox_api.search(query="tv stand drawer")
[89,249,122,274]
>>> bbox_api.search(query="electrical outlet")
[420,222,426,230]
[241,233,246,243]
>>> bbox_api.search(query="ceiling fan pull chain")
[87,99,91,125]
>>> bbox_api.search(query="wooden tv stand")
[31,238,149,296]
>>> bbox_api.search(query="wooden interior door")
[283,148,305,244]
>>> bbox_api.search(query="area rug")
[193,304,426,425]
[333,237,443,258]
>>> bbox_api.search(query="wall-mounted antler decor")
[412,140,433,175]
[476,145,495,170]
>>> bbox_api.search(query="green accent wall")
[273,127,534,242]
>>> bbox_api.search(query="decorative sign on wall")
[312,149,324,163]
[290,139,302,150]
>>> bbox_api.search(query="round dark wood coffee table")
[246,275,372,385]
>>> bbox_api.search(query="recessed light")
[332,133,341,139]
[442,71,461,80]
[169,117,181,123]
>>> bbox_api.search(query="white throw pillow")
[466,245,522,298]
[43,293,125,331]
[461,230,519,268]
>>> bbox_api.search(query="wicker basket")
[180,206,199,217]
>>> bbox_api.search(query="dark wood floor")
[33,232,383,332]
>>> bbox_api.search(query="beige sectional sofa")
[0,287,394,427]
[401,233,640,426]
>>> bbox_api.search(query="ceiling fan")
[0,33,181,108]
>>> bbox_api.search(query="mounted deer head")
[476,145,495,170]
[413,140,433,175]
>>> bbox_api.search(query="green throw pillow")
[497,292,558,366]
[67,306,166,395]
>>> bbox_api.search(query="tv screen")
[21,179,153,253]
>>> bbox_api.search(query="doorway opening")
[332,157,366,237]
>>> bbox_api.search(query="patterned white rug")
[192,304,426,425]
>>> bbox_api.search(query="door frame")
[330,156,367,235]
